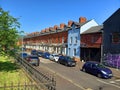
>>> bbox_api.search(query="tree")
[0,7,21,56]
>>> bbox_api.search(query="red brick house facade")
[80,25,103,62]
[24,23,69,55]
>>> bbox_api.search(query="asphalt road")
[38,57,120,90]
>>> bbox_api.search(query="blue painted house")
[68,17,98,61]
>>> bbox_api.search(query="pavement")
[76,61,120,79]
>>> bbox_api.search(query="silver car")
[49,54,59,62]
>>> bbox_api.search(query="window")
[91,37,95,43]
[112,32,120,43]
[70,37,72,44]
[62,37,64,43]
[58,37,60,43]
[68,48,70,55]
[73,48,76,56]
[75,37,77,44]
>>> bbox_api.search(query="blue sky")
[0,0,120,33]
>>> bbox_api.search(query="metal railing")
[0,82,39,90]
[15,54,56,90]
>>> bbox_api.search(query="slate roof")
[81,25,103,34]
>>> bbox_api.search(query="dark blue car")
[82,61,113,79]
[37,51,43,57]
[31,50,37,55]
[58,56,76,67]
[42,52,50,59]
[20,52,28,58]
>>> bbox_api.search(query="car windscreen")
[54,55,59,57]
[96,63,106,68]
[38,52,43,54]
[65,57,73,61]
[30,57,39,60]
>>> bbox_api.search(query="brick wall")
[81,33,102,48]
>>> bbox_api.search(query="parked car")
[19,52,28,59]
[31,50,37,55]
[49,54,59,62]
[25,55,40,66]
[58,56,76,67]
[42,52,50,59]
[37,51,43,57]
[82,61,113,79]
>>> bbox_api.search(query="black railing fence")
[0,81,39,90]
[15,54,56,90]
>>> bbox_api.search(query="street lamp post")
[101,29,104,64]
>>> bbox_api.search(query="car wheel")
[82,68,86,72]
[57,60,60,63]
[65,63,68,66]
[97,74,102,78]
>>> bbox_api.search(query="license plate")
[72,63,75,65]
[31,59,37,63]
[109,74,112,76]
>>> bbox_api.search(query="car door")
[91,64,98,75]
[49,55,52,60]
[59,56,64,64]
[85,63,92,73]
[51,55,54,60]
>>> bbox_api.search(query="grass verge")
[0,56,30,84]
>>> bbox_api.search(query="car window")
[60,56,64,59]
[92,64,97,68]
[86,63,92,68]
[20,53,27,56]
[96,63,105,68]
[54,55,59,57]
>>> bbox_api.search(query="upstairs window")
[112,32,120,43]
[75,37,77,44]
[73,48,76,56]
[68,48,70,55]
[70,37,72,44]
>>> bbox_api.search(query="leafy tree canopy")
[0,7,23,56]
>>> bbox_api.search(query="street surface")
[38,57,120,90]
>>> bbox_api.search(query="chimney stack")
[60,23,65,29]
[45,28,49,32]
[79,17,87,23]
[54,25,58,30]
[68,20,73,27]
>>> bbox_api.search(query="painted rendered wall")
[68,24,80,58]
[80,19,98,34]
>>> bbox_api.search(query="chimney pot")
[79,17,87,23]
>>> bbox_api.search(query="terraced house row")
[23,17,99,61]
[22,8,120,68]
